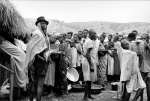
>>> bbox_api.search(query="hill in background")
[25,18,150,35]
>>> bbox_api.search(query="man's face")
[108,35,112,41]
[73,34,78,42]
[100,36,105,42]
[123,42,129,49]
[77,33,82,40]
[78,31,82,35]
[83,30,88,38]
[49,36,56,43]
[59,35,64,42]
[102,33,106,38]
[66,34,72,39]
[39,21,47,31]
[118,35,123,41]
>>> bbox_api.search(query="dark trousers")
[146,77,150,101]
[76,66,83,82]
[107,75,120,82]
[133,72,150,101]
[28,69,45,101]
[28,54,48,101]
[143,73,150,101]
[51,53,68,96]
[121,82,131,101]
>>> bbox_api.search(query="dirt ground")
[0,84,148,101]
[13,90,120,101]
[0,90,147,101]
[40,91,119,101]
[38,90,147,101]
[10,89,146,101]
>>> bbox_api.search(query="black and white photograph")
[0,0,150,101]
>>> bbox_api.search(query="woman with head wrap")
[112,35,121,81]
[97,34,108,87]
[105,34,115,82]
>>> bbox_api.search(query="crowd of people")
[7,16,148,101]
[0,1,150,101]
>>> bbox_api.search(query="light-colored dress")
[70,47,77,68]
[75,43,82,67]
[107,51,114,75]
[82,38,98,82]
[105,41,114,75]
[90,39,100,81]
[82,38,92,81]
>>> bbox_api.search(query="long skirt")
[97,55,107,85]
[82,57,90,81]
[82,56,97,82]
[90,57,97,82]
[107,54,114,75]
[113,53,120,76]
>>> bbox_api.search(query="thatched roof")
[0,0,30,43]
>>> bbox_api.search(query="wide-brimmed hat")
[35,16,49,25]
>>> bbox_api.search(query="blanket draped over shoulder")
[25,29,47,70]
[120,49,146,93]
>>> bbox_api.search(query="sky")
[11,0,150,23]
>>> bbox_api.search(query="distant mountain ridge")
[25,18,150,35]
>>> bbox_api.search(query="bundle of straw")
[0,0,30,43]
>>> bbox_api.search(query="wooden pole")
[9,57,14,101]
[0,64,14,73]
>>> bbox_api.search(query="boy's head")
[121,39,130,49]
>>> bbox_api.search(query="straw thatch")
[0,0,30,43]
